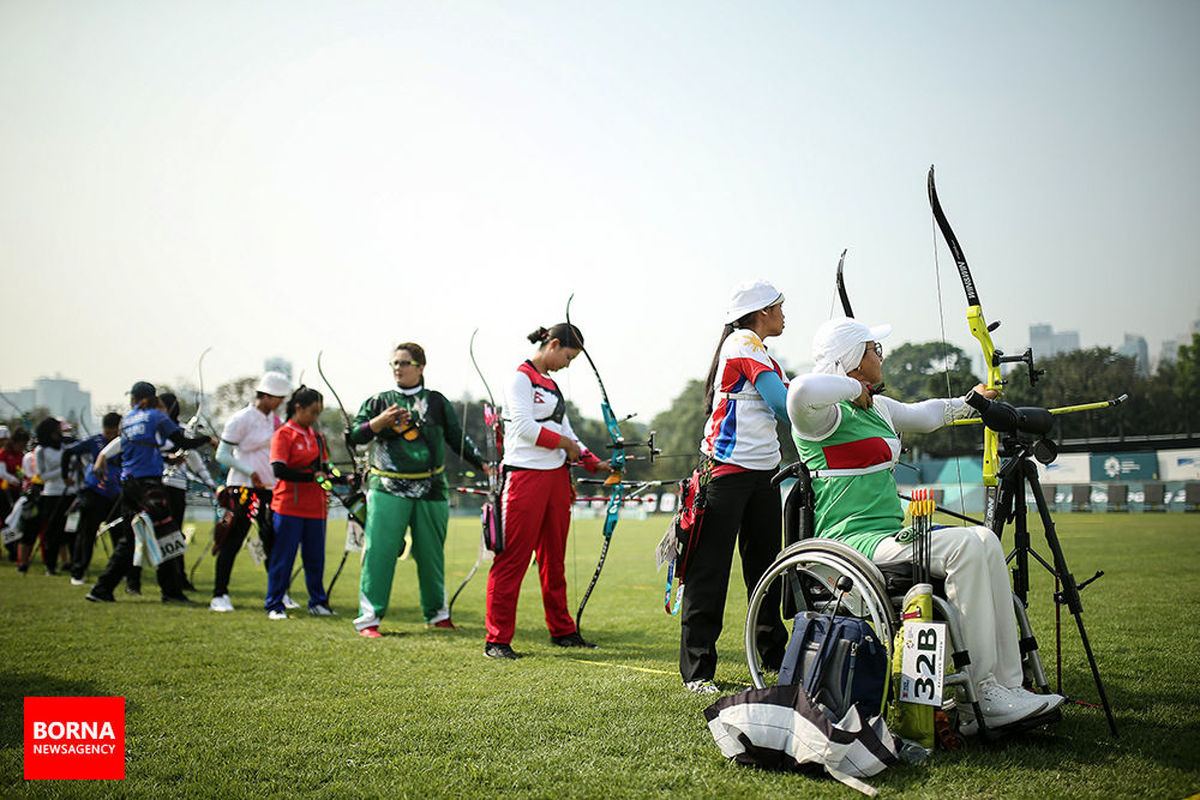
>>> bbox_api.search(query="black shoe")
[181,579,198,592]
[161,594,195,604]
[551,632,597,649]
[16,564,29,574]
[85,590,115,603]
[484,642,522,660]
[45,568,59,576]
[125,586,142,596]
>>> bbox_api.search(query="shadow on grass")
[0,672,112,749]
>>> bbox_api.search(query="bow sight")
[990,337,1045,388]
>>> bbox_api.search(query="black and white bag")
[705,683,898,796]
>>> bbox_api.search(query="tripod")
[990,432,1119,737]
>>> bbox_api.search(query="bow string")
[928,166,1048,525]
[565,294,659,632]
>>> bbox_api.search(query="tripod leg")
[1025,464,1119,737]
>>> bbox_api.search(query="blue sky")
[2,1,1197,420]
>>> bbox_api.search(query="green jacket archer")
[349,386,484,501]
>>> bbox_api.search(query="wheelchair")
[744,461,1059,738]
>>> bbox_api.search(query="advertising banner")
[1090,452,1159,482]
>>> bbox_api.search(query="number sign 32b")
[899,621,947,707]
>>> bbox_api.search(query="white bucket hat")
[812,317,891,376]
[255,371,292,398]
[725,280,784,325]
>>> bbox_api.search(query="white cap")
[255,371,292,398]
[0,425,9,438]
[812,317,891,376]
[724,279,784,325]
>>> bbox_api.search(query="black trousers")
[212,487,273,598]
[163,485,195,589]
[1,489,17,561]
[92,477,186,600]
[679,469,787,683]
[70,489,118,579]
[37,494,72,571]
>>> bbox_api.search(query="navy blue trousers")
[265,512,327,612]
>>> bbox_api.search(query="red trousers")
[485,466,577,644]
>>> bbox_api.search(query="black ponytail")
[286,385,323,420]
[527,322,584,349]
[702,310,758,416]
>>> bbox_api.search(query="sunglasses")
[390,360,421,368]
[870,342,883,359]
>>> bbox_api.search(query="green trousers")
[354,490,450,630]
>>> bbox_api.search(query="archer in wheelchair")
[751,316,1065,737]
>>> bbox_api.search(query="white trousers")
[873,526,1023,690]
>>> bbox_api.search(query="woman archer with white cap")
[786,317,1065,733]
[679,280,792,694]
[209,370,292,613]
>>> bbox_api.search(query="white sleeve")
[786,373,862,440]
[874,395,974,434]
[559,412,586,451]
[185,449,215,487]
[503,370,545,446]
[220,411,245,445]
[99,437,122,459]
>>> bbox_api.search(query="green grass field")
[3,512,1199,798]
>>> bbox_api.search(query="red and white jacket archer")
[502,361,602,473]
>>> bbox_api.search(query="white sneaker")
[267,610,289,620]
[977,679,1049,728]
[1013,686,1066,713]
[684,680,720,695]
[70,577,86,586]
[282,593,301,609]
[209,594,234,612]
[308,604,336,616]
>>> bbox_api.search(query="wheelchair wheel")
[745,539,897,689]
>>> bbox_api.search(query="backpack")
[779,611,888,721]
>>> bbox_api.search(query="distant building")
[1160,338,1179,365]
[1117,334,1150,376]
[0,376,91,426]
[263,357,294,381]
[1029,324,1080,359]
[1156,315,1199,369]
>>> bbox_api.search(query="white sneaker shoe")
[70,577,86,586]
[267,610,288,620]
[1013,686,1066,713]
[209,594,234,612]
[282,593,301,609]
[977,679,1049,728]
[684,679,720,695]
[308,604,336,616]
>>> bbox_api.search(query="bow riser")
[966,304,1002,489]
